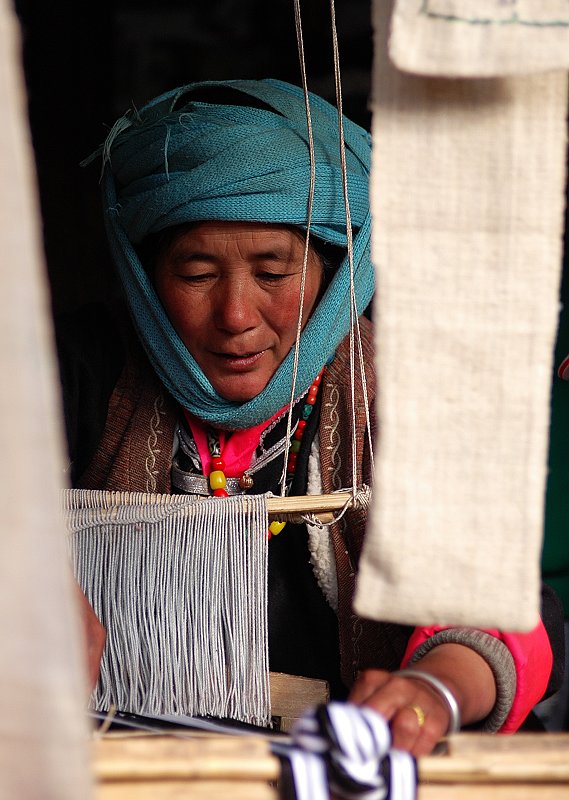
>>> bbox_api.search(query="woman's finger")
[348,669,392,705]
[389,703,447,757]
[349,669,452,755]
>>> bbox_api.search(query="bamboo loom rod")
[266,491,356,514]
[65,489,364,525]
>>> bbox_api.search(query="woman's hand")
[348,643,497,756]
[74,584,106,690]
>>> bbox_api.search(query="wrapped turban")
[101,78,374,428]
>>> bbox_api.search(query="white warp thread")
[65,489,270,726]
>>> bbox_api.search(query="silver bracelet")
[395,669,461,734]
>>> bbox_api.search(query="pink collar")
[183,407,286,478]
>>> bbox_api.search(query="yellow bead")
[269,520,286,536]
[209,470,227,490]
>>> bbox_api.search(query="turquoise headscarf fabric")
[101,78,374,429]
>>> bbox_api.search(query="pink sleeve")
[401,621,553,733]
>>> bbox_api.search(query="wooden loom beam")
[66,489,361,526]
[93,732,569,799]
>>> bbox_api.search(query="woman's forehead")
[167,221,307,252]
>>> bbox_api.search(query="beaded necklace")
[206,367,325,538]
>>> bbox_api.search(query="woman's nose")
[212,279,260,333]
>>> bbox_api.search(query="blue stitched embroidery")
[420,0,569,27]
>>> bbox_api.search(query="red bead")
[313,371,323,386]
[211,457,225,471]
[293,420,307,441]
[213,488,229,497]
[287,452,298,471]
[305,392,317,406]
[308,385,319,397]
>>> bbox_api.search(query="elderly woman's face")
[154,221,324,402]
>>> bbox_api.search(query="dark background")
[13,0,374,314]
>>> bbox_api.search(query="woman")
[60,78,559,756]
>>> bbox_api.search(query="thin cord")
[328,0,375,480]
[283,0,375,498]
[279,0,317,497]
[329,0,359,496]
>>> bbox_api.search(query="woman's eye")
[179,272,213,283]
[258,271,289,283]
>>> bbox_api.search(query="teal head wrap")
[101,78,374,428]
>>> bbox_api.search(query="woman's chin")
[212,377,270,404]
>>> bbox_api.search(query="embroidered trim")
[171,466,244,496]
[351,613,363,685]
[324,384,342,491]
[145,393,165,492]
[421,0,569,27]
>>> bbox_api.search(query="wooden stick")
[266,490,355,514]
[93,735,280,782]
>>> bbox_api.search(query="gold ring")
[406,704,426,728]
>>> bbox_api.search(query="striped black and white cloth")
[274,702,417,800]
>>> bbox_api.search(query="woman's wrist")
[404,642,498,727]
[408,631,515,731]
[394,667,461,734]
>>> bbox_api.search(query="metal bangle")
[395,669,461,735]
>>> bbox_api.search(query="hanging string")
[278,0,318,498]
[285,0,375,503]
[328,0,376,495]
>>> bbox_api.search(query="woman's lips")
[213,350,266,371]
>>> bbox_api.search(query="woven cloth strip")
[355,0,568,629]
[389,0,569,77]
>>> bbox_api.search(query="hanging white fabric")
[389,0,569,76]
[355,0,568,629]
[0,1,92,796]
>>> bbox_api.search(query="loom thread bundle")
[65,489,271,726]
